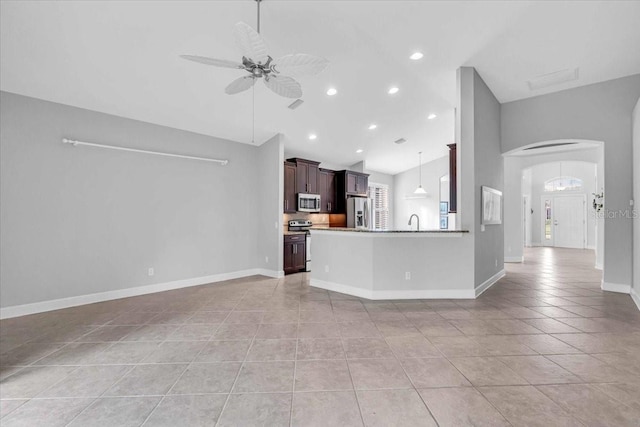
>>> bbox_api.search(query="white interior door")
[553,195,586,249]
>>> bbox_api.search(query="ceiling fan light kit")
[181,0,329,99]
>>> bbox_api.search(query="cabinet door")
[296,162,308,194]
[318,170,329,213]
[346,173,358,194]
[307,163,318,194]
[293,242,306,271]
[357,175,368,195]
[283,242,295,274]
[284,163,297,213]
[326,171,336,212]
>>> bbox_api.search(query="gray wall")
[502,74,640,287]
[256,134,284,275]
[471,69,505,287]
[634,97,640,297]
[0,91,270,308]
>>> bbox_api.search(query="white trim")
[631,288,640,311]
[309,278,476,300]
[531,242,543,247]
[475,269,506,297]
[505,256,524,263]
[0,268,280,319]
[595,262,603,270]
[601,280,631,294]
[586,245,596,250]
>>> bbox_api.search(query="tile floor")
[1,247,640,426]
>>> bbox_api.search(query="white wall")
[393,156,448,230]
[257,134,284,275]
[0,91,279,310]
[633,97,640,301]
[504,149,603,264]
[528,161,596,248]
[502,74,640,288]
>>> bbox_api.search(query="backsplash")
[283,213,346,228]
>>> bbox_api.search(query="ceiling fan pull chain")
[252,83,255,144]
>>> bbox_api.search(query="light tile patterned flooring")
[1,247,640,426]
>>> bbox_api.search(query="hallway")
[1,248,639,426]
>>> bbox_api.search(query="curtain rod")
[62,138,229,165]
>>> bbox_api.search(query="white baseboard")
[586,245,596,250]
[531,242,542,247]
[505,256,524,263]
[601,280,631,294]
[475,269,506,297]
[309,278,476,300]
[631,288,640,311]
[595,262,603,270]
[0,268,282,319]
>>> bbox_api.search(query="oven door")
[298,194,321,212]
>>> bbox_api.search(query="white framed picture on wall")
[482,186,502,225]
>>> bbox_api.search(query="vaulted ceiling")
[2,1,639,174]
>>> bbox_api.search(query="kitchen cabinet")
[283,234,306,275]
[342,171,369,196]
[287,158,320,194]
[284,161,297,213]
[447,143,457,213]
[318,168,337,213]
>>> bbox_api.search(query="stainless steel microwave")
[298,193,321,212]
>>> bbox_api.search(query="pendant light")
[414,151,427,194]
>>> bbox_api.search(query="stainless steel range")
[288,219,312,272]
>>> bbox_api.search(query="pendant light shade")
[414,151,427,194]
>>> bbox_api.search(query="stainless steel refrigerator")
[347,197,372,230]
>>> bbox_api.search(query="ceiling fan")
[180,0,329,99]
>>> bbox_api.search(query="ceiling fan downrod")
[256,0,261,34]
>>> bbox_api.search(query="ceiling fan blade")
[272,54,329,77]
[263,75,302,99]
[234,22,269,65]
[180,55,244,69]
[225,75,256,95]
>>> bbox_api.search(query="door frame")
[540,193,587,249]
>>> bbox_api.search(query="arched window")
[544,176,583,192]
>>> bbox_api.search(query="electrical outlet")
[148,268,154,276]
[324,265,330,273]
[405,272,411,280]
[265,256,269,264]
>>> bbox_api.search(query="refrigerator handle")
[364,199,369,229]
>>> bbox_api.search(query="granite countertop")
[310,227,469,233]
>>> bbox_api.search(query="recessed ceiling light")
[356,149,363,153]
[394,138,407,145]
[427,113,437,120]
[326,87,337,96]
[410,52,423,60]
[308,134,317,140]
[388,87,399,95]
[368,124,377,130]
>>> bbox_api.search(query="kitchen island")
[309,228,484,299]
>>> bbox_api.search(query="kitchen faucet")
[408,214,420,231]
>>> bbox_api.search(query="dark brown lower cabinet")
[284,235,306,275]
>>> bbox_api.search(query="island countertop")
[310,227,468,234]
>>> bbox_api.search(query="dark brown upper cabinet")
[287,158,320,194]
[447,143,457,213]
[284,161,297,213]
[318,168,337,213]
[342,170,369,196]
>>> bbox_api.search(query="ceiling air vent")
[523,142,578,151]
[394,138,407,144]
[287,99,304,110]
[527,68,579,91]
